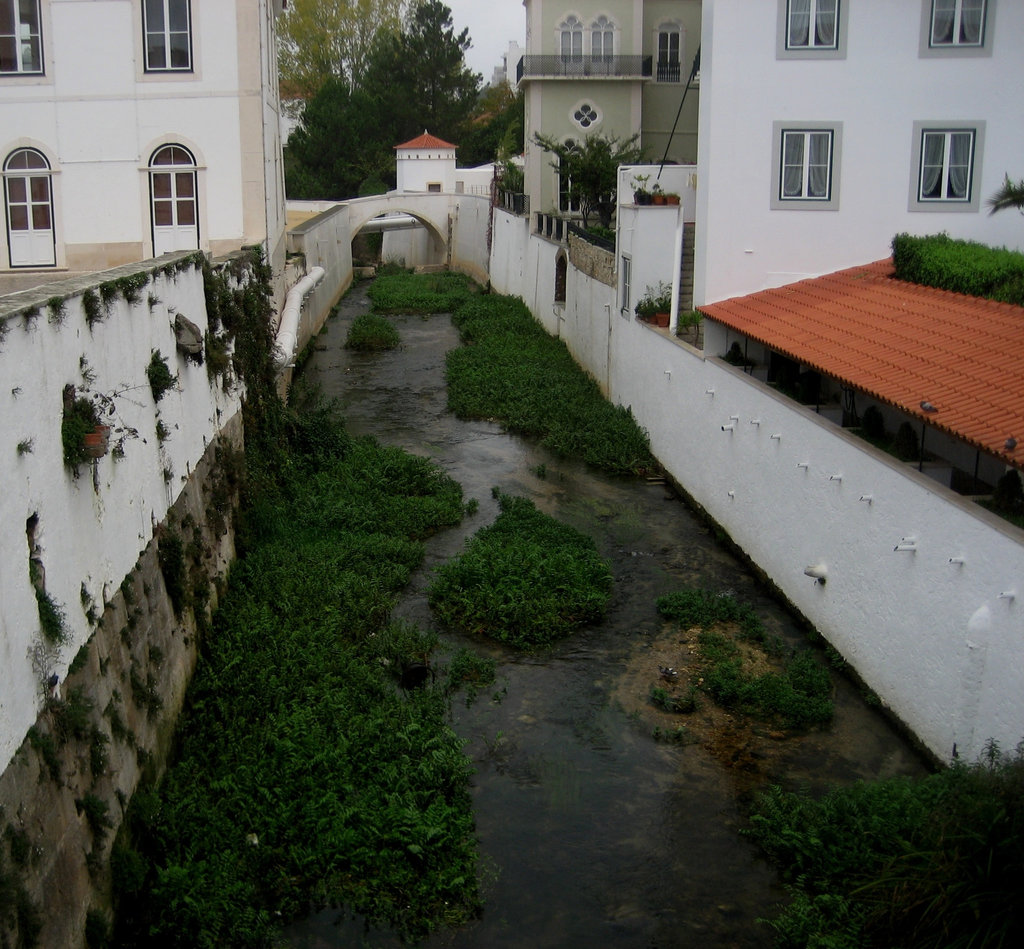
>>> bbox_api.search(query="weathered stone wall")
[0,415,243,948]
[568,234,615,287]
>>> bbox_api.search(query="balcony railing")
[656,61,681,83]
[517,54,652,82]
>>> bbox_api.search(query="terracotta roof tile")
[394,132,457,150]
[699,259,1024,467]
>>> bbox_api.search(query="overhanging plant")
[635,282,673,322]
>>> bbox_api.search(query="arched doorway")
[149,144,198,254]
[4,148,55,267]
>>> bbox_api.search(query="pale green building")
[519,1,701,215]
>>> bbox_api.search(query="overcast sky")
[445,0,525,81]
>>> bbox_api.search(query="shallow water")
[284,285,927,948]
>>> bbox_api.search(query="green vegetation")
[446,294,657,475]
[368,270,477,314]
[345,312,401,351]
[115,260,483,944]
[36,587,69,644]
[746,740,1024,949]
[62,394,99,471]
[146,350,176,403]
[428,489,612,649]
[891,232,1024,305]
[657,589,833,729]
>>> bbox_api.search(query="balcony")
[517,55,652,83]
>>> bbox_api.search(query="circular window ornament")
[571,101,601,130]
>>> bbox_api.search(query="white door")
[150,145,198,255]
[4,149,55,267]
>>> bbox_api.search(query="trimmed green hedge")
[891,233,1024,305]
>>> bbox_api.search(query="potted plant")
[651,184,667,205]
[663,191,681,206]
[632,174,653,205]
[635,282,673,327]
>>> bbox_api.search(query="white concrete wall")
[0,256,243,771]
[491,216,1024,764]
[695,0,1024,304]
[396,152,457,193]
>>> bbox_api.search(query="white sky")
[444,0,525,81]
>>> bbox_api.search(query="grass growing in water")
[345,312,401,351]
[428,489,612,649]
[657,589,833,729]
[446,294,657,475]
[368,270,478,314]
[114,401,485,946]
[745,740,1024,949]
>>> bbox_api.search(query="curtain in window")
[947,132,972,198]
[959,0,985,43]
[788,0,811,47]
[782,134,805,197]
[807,133,831,197]
[931,0,956,43]
[815,1,837,46]
[920,133,945,198]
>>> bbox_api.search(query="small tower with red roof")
[394,131,458,193]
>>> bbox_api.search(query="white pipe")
[274,266,325,369]
[669,203,684,334]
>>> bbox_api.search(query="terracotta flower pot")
[653,312,670,327]
[82,425,110,459]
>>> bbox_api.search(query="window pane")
[0,37,16,72]
[29,175,48,201]
[147,38,166,69]
[7,177,26,201]
[815,0,837,47]
[920,133,945,198]
[169,33,189,68]
[152,173,172,198]
[9,205,29,230]
[168,0,189,32]
[947,132,972,198]
[31,203,49,228]
[931,0,956,43]
[153,200,173,226]
[145,0,166,32]
[174,172,194,198]
[782,133,805,197]
[960,0,985,44]
[807,133,831,197]
[0,3,14,33]
[176,200,195,225]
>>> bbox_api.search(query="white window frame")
[656,24,682,82]
[3,146,56,267]
[770,121,842,211]
[620,254,632,315]
[776,0,847,60]
[558,15,583,60]
[919,0,994,57]
[149,143,199,252]
[143,0,192,73]
[591,15,614,59]
[0,0,43,74]
[909,121,984,212]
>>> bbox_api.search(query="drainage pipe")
[274,266,325,369]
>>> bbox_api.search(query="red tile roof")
[394,132,457,150]
[698,259,1024,467]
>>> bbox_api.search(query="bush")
[146,350,176,403]
[894,421,920,462]
[891,232,1024,305]
[368,271,477,314]
[860,405,886,440]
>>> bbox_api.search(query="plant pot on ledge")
[82,424,110,459]
[652,312,670,327]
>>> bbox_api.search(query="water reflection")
[285,285,926,947]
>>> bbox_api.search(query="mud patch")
[613,620,807,790]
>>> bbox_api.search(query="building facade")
[694,0,1024,304]
[1,0,288,276]
[519,1,701,215]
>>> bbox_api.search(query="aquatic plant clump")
[446,295,657,476]
[345,312,401,351]
[428,489,613,649]
[368,270,477,314]
[657,589,833,729]
[746,740,1024,949]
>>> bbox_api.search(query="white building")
[1,0,288,277]
[694,0,1024,305]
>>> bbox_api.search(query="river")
[284,283,927,948]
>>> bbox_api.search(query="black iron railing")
[656,61,681,82]
[566,222,615,252]
[517,54,652,82]
[497,189,530,216]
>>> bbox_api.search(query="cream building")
[0,0,288,277]
[519,1,701,215]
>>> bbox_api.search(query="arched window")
[4,148,55,267]
[591,15,614,59]
[554,252,567,305]
[559,15,583,60]
[149,144,198,254]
